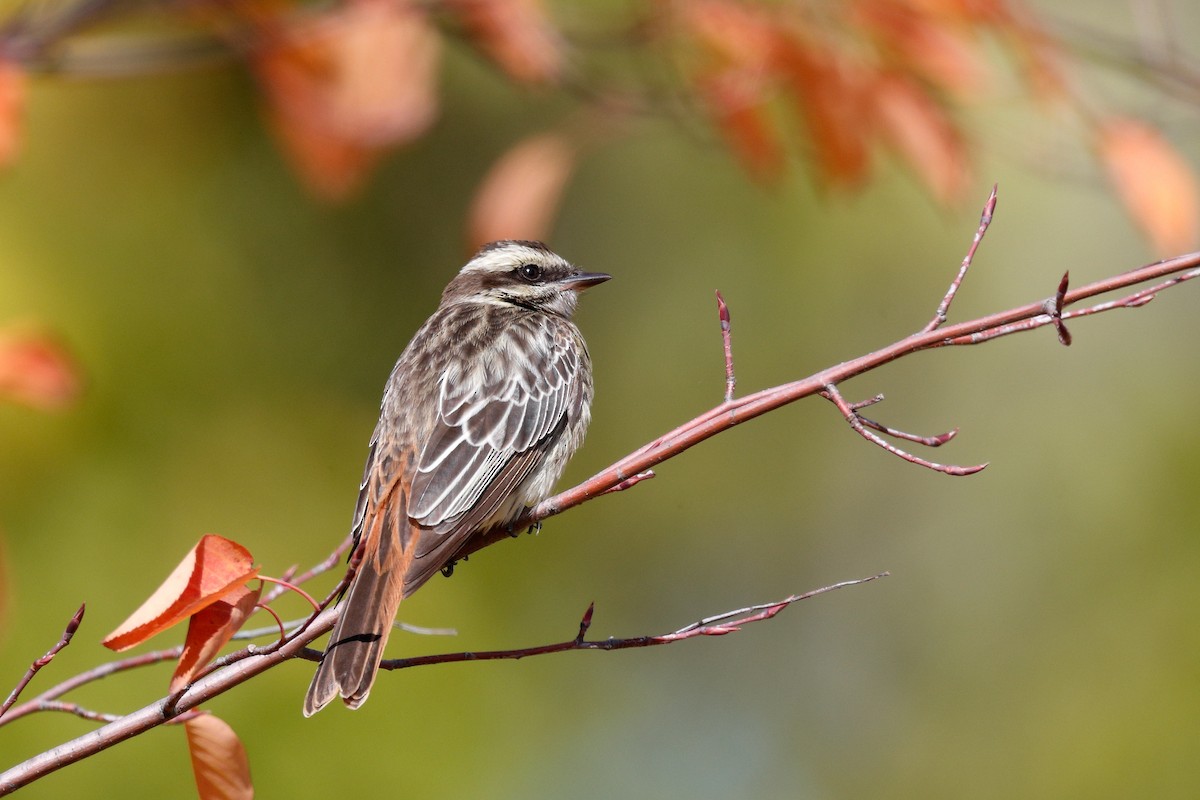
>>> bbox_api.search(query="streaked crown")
[443,240,610,318]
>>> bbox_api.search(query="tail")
[304,483,412,716]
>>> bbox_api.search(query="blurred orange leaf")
[1098,117,1200,256]
[103,535,258,652]
[986,4,1068,104]
[0,329,81,411]
[170,583,262,693]
[467,132,576,251]
[870,71,970,204]
[253,0,441,199]
[699,70,785,182]
[854,0,989,97]
[185,713,254,800]
[0,59,25,168]
[331,0,441,146]
[776,38,871,189]
[447,0,564,83]
[678,0,779,70]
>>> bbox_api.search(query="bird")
[304,240,609,715]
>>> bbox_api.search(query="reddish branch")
[361,573,888,670]
[0,604,85,719]
[0,647,182,728]
[463,195,1200,554]
[4,189,1200,793]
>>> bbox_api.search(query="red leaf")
[678,0,780,69]
[103,535,258,652]
[329,0,442,147]
[996,11,1068,104]
[447,0,564,83]
[467,132,576,251]
[170,583,262,693]
[252,0,441,199]
[185,713,254,800]
[870,71,970,204]
[0,59,25,168]
[698,70,785,182]
[0,329,81,411]
[775,38,871,189]
[853,1,989,97]
[1098,117,1200,256]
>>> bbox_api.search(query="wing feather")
[408,314,578,531]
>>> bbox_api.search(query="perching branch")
[4,188,1200,793]
[462,191,1200,557]
[0,573,884,793]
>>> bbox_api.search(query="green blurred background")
[3,3,1200,798]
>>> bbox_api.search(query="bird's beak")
[561,272,612,292]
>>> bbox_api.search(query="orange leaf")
[776,37,871,189]
[870,71,970,204]
[448,0,564,83]
[170,583,262,693]
[854,1,989,97]
[0,329,81,411]
[0,59,25,168]
[103,535,258,652]
[331,0,441,147]
[678,0,780,70]
[252,0,441,199]
[985,5,1067,104]
[1098,118,1200,256]
[185,713,254,800]
[467,132,576,251]
[698,70,785,183]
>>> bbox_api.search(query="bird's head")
[444,240,611,318]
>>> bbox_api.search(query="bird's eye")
[517,263,542,282]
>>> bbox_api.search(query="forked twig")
[923,184,998,332]
[0,605,85,719]
[819,385,987,475]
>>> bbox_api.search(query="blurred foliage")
[1,1,1200,798]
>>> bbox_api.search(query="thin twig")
[857,414,959,447]
[375,573,888,670]
[716,290,736,402]
[923,184,997,332]
[31,702,121,725]
[943,264,1200,346]
[262,534,354,604]
[258,575,320,612]
[820,384,987,475]
[0,604,85,719]
[0,648,182,728]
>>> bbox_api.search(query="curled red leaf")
[103,535,258,652]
